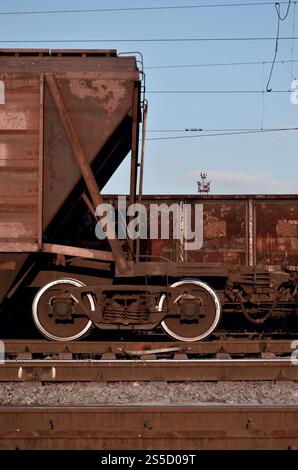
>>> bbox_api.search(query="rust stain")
[276,219,298,237]
[69,79,126,115]
[0,110,28,129]
[0,222,34,238]
[204,213,226,239]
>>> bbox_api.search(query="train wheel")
[32,278,94,341]
[157,279,221,342]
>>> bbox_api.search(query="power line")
[145,127,298,141]
[266,1,292,91]
[291,1,297,77]
[146,128,274,132]
[260,61,266,128]
[146,58,298,69]
[0,2,295,16]
[147,90,291,94]
[275,0,292,19]
[2,37,298,44]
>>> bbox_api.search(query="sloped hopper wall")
[43,75,135,228]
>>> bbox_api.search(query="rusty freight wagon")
[0,49,297,342]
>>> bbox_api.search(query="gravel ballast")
[0,381,298,405]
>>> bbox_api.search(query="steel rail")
[0,358,297,382]
[1,338,296,355]
[0,405,297,450]
[0,338,297,381]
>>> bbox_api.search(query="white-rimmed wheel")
[157,279,221,342]
[32,278,94,342]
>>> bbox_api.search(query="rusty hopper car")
[0,50,297,342]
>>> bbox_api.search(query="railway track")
[0,338,297,381]
[0,405,297,450]
[1,339,297,451]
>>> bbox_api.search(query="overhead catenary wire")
[146,58,298,69]
[291,2,297,78]
[266,2,292,91]
[146,127,290,132]
[146,89,292,93]
[276,0,292,19]
[3,36,298,43]
[0,2,296,15]
[261,62,266,128]
[144,127,298,141]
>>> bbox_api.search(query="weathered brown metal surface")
[0,71,44,299]
[138,195,298,271]
[0,51,140,237]
[0,49,118,57]
[138,197,180,263]
[42,243,114,261]
[43,68,138,230]
[189,199,247,269]
[255,200,298,266]
[0,405,297,449]
[45,74,128,271]
[0,75,40,250]
[0,49,140,301]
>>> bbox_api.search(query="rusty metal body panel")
[43,71,137,229]
[0,75,40,248]
[137,195,298,271]
[255,200,298,266]
[0,49,140,301]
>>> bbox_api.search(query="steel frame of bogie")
[33,283,183,331]
[31,271,298,324]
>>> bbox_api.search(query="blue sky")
[1,0,298,194]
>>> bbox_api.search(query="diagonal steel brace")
[45,74,129,273]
